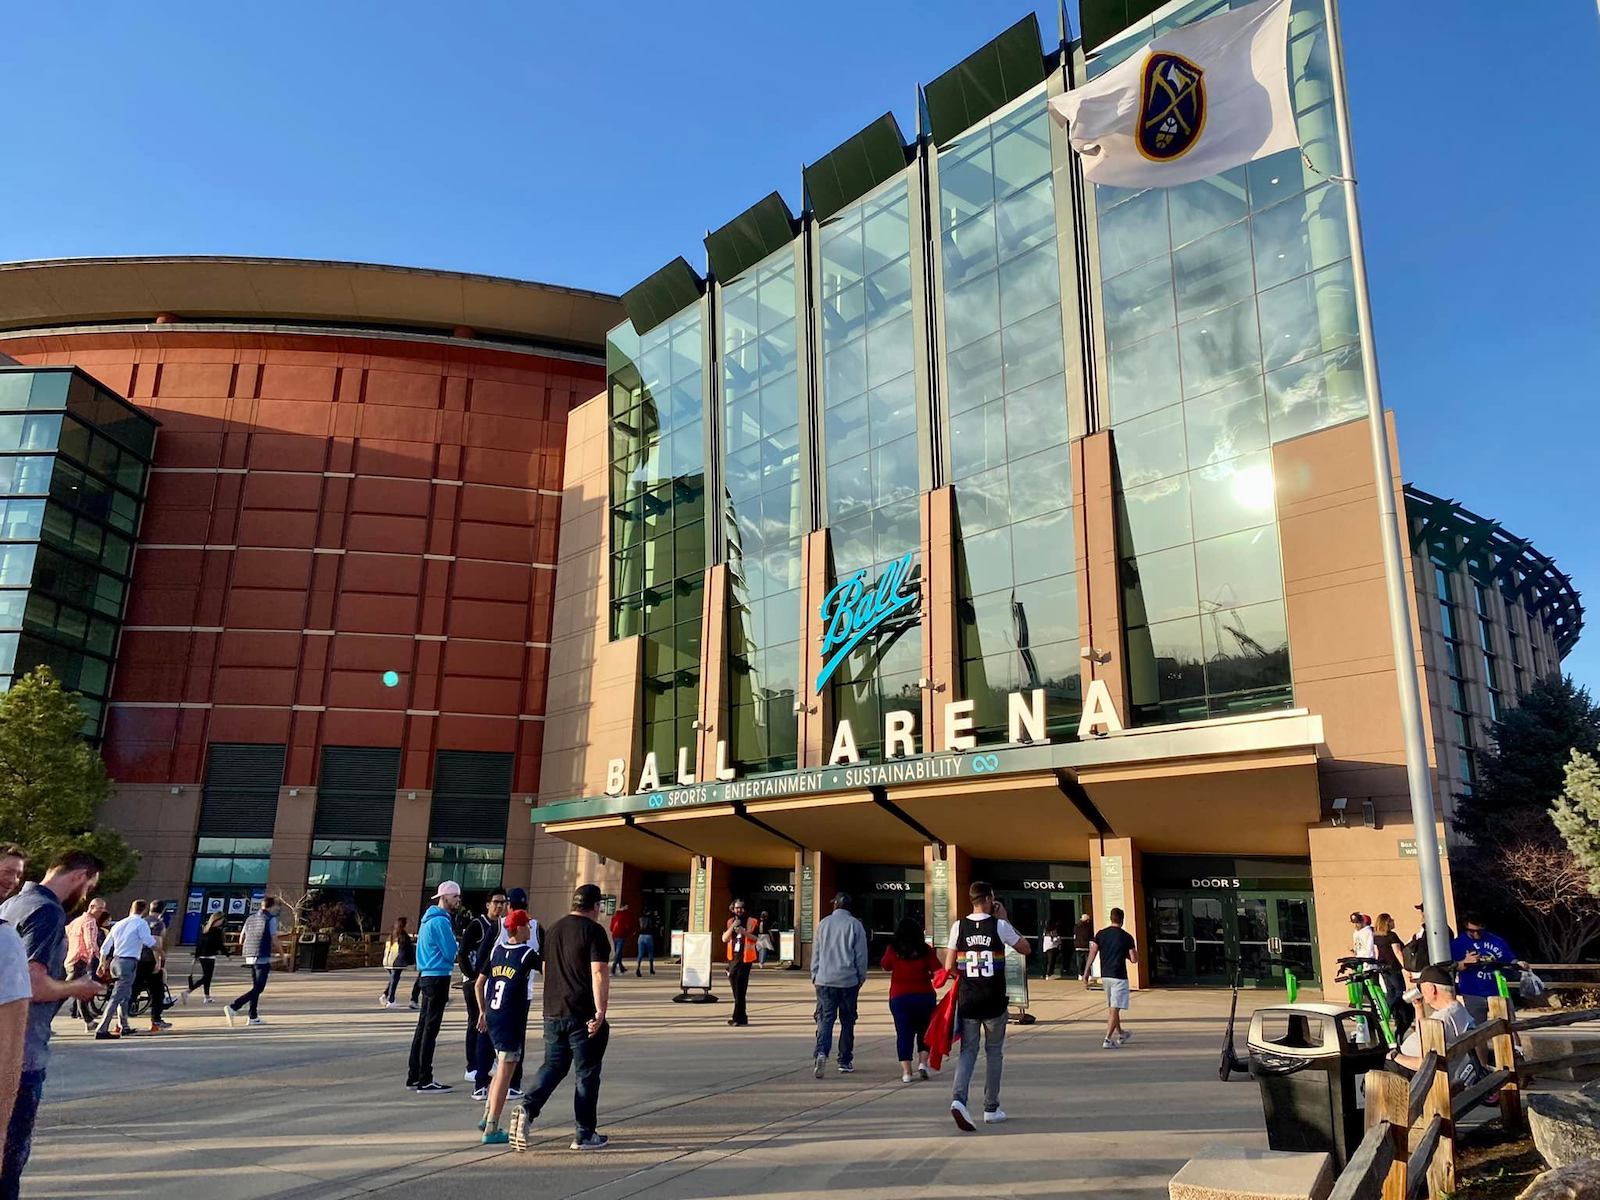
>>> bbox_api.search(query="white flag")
[1049,0,1297,189]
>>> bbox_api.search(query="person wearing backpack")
[459,891,507,1096]
[380,916,414,1008]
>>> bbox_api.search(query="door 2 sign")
[815,552,920,692]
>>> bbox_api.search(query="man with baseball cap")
[1388,963,1481,1090]
[510,883,612,1152]
[406,881,462,1094]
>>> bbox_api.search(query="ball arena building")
[0,1,1580,987]
[521,1,1581,990]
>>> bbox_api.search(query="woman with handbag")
[380,915,414,1008]
[180,913,227,1004]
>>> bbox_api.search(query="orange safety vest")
[726,918,758,964]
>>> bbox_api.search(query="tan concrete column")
[1089,836,1148,989]
[697,564,732,782]
[947,845,972,931]
[267,786,315,906]
[923,842,962,949]
[797,530,832,768]
[688,855,735,936]
[1075,432,1128,713]
[800,850,837,955]
[922,487,959,750]
[383,788,431,930]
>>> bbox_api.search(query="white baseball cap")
[432,881,462,900]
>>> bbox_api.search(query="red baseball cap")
[505,910,531,932]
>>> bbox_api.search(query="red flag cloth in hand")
[932,966,952,990]
[925,981,962,1071]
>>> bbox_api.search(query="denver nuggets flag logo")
[1139,53,1205,162]
[1049,0,1297,189]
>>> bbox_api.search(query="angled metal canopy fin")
[923,13,1047,147]
[705,192,797,284]
[803,113,911,223]
[621,257,705,337]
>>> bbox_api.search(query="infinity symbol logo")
[647,794,665,809]
[970,754,1001,774]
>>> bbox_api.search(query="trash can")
[296,934,330,972]
[1246,1002,1389,1169]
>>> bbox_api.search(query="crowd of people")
[0,835,1556,1188]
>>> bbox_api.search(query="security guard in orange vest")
[722,899,759,1027]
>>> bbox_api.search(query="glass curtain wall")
[938,93,1081,739]
[1092,0,1352,724]
[0,368,153,736]
[819,179,922,758]
[608,314,707,783]
[1433,557,1477,796]
[1472,579,1505,721]
[722,248,803,773]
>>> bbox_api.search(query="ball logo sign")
[814,551,920,692]
[1137,52,1206,162]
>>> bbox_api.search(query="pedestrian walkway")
[23,963,1280,1198]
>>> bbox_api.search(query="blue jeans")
[952,1014,1007,1112]
[520,1017,610,1139]
[231,963,271,1018]
[97,957,139,1034]
[611,937,627,973]
[889,992,937,1062]
[813,984,860,1066]
[0,1068,45,1200]
[635,934,655,972]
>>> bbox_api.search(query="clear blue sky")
[2,3,1596,686]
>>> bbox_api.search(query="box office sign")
[544,680,1128,827]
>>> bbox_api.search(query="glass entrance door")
[1149,892,1233,985]
[1236,892,1318,986]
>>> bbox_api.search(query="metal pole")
[1322,0,1453,964]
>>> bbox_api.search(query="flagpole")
[1322,0,1453,965]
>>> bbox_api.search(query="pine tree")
[0,667,138,891]
[1553,749,1600,895]
[1452,675,1600,844]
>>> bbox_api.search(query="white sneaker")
[248,1017,265,1026]
[1117,1031,1133,1045]
[222,1006,238,1028]
[813,1054,825,1079]
[1102,1037,1119,1049]
[950,1100,975,1132]
[465,1069,478,1083]
[202,996,216,1005]
[901,1072,913,1083]
[984,1109,1008,1124]
[378,995,389,1008]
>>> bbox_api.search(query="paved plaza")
[17,962,1287,1199]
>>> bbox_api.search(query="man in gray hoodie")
[809,892,868,1077]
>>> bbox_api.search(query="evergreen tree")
[0,667,138,891]
[1452,675,1600,844]
[1553,749,1600,894]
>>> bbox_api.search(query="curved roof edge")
[0,256,624,355]
[1405,483,1583,655]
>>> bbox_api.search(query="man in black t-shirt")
[942,881,1029,1131]
[510,884,612,1154]
[1083,908,1138,1049]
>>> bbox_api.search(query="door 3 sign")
[815,552,920,692]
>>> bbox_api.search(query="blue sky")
[1,3,1595,686]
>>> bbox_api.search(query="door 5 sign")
[815,552,920,692]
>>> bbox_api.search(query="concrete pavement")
[21,962,1283,1198]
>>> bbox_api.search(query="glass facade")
[191,836,272,886]
[722,247,803,773]
[0,368,155,736]
[1093,0,1351,725]
[819,179,923,758]
[1433,559,1477,795]
[938,93,1081,738]
[1473,580,1505,721]
[608,314,707,783]
[424,842,504,892]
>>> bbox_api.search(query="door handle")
[1182,936,1195,953]
[1268,936,1283,954]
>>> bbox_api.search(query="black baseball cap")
[1416,964,1455,988]
[572,884,603,910]
[831,891,852,910]
[507,887,528,909]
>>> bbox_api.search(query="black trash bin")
[1246,1002,1389,1170]
[296,935,330,972]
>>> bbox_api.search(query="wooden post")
[1488,995,1523,1135]
[1420,1017,1455,1194]
[1366,1069,1411,1200]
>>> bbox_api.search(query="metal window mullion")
[803,214,826,533]
[705,284,724,569]
[916,138,948,491]
[1061,38,1103,438]
[905,156,938,497]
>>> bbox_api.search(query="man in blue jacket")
[809,892,868,1077]
[407,881,463,1093]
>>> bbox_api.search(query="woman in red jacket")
[881,917,938,1083]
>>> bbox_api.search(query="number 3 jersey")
[484,940,542,1047]
[954,914,1008,1020]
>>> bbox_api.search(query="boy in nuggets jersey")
[474,909,541,1144]
[943,881,1029,1131]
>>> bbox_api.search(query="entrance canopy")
[535,709,1325,869]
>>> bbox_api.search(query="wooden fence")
[1329,996,1600,1200]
